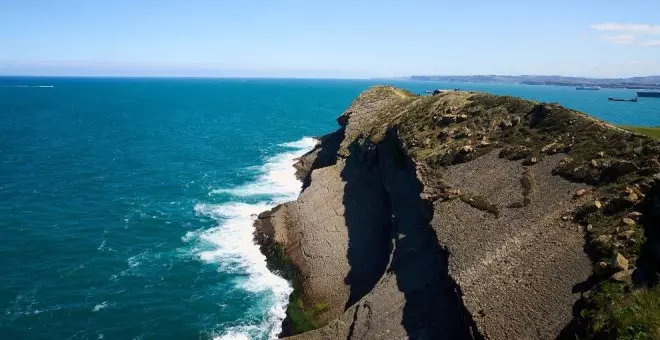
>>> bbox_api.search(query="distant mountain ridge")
[410,75,660,89]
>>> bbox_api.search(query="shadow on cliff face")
[341,137,393,309]
[341,129,482,339]
[298,129,344,190]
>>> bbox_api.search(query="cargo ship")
[637,91,660,98]
[576,86,600,90]
[608,97,638,102]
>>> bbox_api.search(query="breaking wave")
[191,137,316,339]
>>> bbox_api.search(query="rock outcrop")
[254,86,660,339]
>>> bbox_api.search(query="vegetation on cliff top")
[621,126,660,140]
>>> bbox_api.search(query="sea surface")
[1,77,659,340]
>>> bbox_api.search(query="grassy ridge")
[620,126,660,140]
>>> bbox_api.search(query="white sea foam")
[214,326,259,340]
[93,301,109,312]
[193,137,317,339]
[211,137,317,199]
[97,239,107,251]
[0,85,54,88]
[278,137,318,149]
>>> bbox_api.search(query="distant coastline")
[410,75,660,89]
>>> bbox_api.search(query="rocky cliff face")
[254,87,660,339]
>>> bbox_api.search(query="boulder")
[607,160,638,177]
[541,142,557,153]
[522,156,538,166]
[457,127,472,138]
[611,269,634,283]
[456,114,468,122]
[617,230,635,240]
[614,253,629,271]
[596,234,612,246]
[574,189,587,198]
[541,142,568,155]
[459,145,474,153]
[622,217,636,226]
[500,145,532,160]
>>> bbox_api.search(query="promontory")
[255,86,660,339]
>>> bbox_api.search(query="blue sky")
[1,0,659,78]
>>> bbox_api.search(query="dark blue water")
[1,77,659,340]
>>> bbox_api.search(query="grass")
[286,284,329,334]
[620,126,660,139]
[260,242,322,334]
[582,282,660,339]
[287,289,319,334]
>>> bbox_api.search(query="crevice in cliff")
[374,128,483,339]
[342,137,393,309]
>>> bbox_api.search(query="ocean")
[1,77,659,340]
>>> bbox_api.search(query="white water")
[0,85,54,88]
[211,137,318,199]
[191,137,317,340]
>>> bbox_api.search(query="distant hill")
[410,75,660,89]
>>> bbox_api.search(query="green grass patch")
[583,282,660,340]
[264,242,325,334]
[286,281,328,334]
[620,126,660,139]
[287,291,319,334]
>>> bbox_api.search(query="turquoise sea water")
[1,77,659,340]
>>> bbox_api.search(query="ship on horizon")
[576,86,600,90]
[637,91,660,98]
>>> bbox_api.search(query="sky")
[1,0,659,78]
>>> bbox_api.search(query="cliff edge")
[255,86,660,339]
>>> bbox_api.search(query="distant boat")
[608,97,638,102]
[576,86,600,90]
[425,89,458,95]
[637,91,660,98]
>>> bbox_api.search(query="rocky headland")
[254,86,660,339]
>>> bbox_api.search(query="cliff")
[255,86,660,339]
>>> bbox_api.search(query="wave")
[1,85,54,88]
[192,137,317,339]
[278,137,318,149]
[210,137,317,199]
[93,301,109,312]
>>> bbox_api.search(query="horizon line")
[2,74,660,80]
